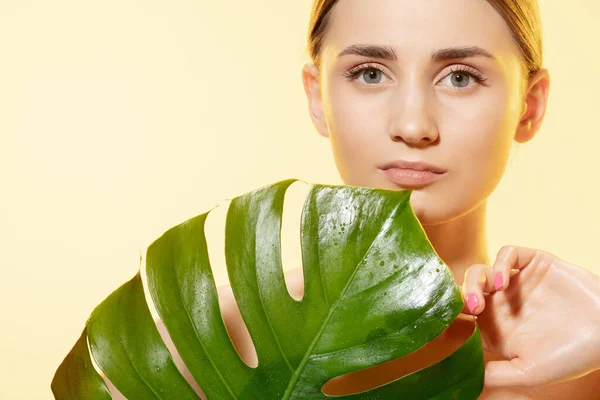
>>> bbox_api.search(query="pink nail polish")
[494,272,503,290]
[466,293,479,314]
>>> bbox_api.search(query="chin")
[408,191,461,227]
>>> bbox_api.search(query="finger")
[492,245,543,292]
[484,358,544,388]
[461,264,494,315]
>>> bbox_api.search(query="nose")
[389,85,439,147]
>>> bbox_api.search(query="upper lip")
[379,159,447,174]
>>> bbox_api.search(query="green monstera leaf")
[52,178,484,399]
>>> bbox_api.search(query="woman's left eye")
[439,67,488,90]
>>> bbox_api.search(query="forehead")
[323,0,522,62]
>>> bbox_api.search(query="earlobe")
[302,62,329,138]
[514,68,550,144]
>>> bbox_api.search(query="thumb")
[484,359,535,388]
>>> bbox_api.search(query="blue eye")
[440,66,487,90]
[447,71,471,87]
[360,68,385,84]
[343,64,390,85]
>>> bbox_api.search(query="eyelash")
[342,63,488,88]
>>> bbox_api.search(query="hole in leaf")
[205,198,232,289]
[215,284,259,368]
[321,318,477,395]
[205,199,259,368]
[281,180,310,301]
[140,254,207,398]
[88,335,130,400]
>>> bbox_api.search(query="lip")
[379,159,447,188]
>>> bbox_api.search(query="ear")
[514,68,550,144]
[302,62,329,138]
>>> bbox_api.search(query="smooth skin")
[300,0,600,398]
[101,0,600,399]
[461,245,600,389]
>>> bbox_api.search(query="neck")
[421,201,490,287]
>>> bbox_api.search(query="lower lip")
[380,168,445,187]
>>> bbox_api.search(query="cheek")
[325,86,387,179]
[454,98,516,185]
[412,95,517,224]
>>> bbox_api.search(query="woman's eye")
[439,70,484,90]
[360,68,387,85]
[345,66,390,85]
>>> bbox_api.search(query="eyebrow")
[337,44,495,62]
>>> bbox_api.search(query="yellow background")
[1,0,598,398]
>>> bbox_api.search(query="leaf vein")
[171,256,239,400]
[281,200,406,399]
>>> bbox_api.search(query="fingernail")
[466,293,479,314]
[494,272,503,290]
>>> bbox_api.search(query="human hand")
[461,245,600,389]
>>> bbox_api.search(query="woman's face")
[303,0,535,225]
